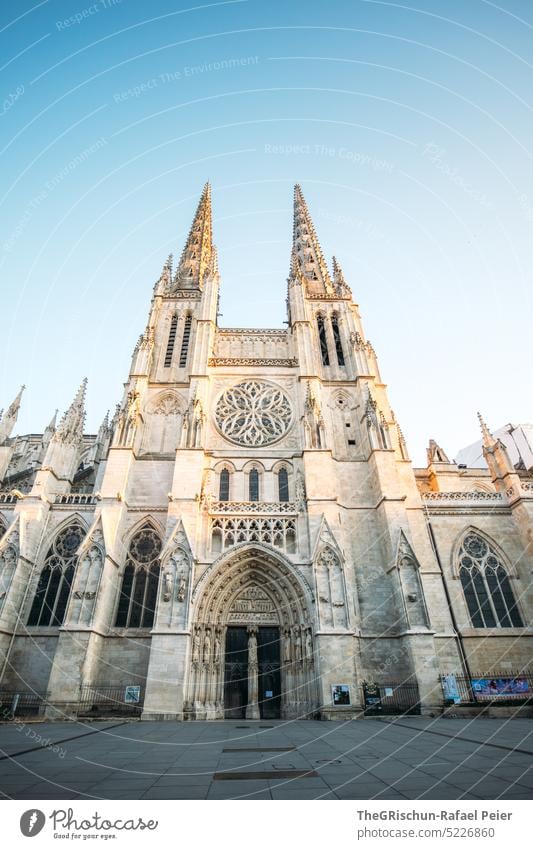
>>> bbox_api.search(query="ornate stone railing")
[0,492,18,504]
[210,500,297,514]
[422,491,503,502]
[208,356,297,368]
[54,494,98,506]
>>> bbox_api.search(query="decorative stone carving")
[211,516,296,554]
[215,380,292,447]
[227,585,278,624]
[316,546,348,629]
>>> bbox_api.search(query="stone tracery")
[215,380,292,446]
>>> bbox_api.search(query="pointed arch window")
[317,315,329,366]
[278,467,289,502]
[115,526,161,628]
[331,315,345,366]
[219,468,230,501]
[164,314,178,367]
[27,523,84,626]
[179,315,192,367]
[458,533,523,628]
[249,468,259,502]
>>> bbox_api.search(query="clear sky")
[0,0,531,465]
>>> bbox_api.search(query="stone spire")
[173,183,213,291]
[291,184,333,295]
[0,385,25,445]
[54,379,87,445]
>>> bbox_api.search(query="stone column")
[245,625,260,720]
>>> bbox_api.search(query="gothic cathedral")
[0,184,531,720]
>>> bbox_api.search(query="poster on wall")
[442,673,461,704]
[471,677,530,699]
[332,685,350,706]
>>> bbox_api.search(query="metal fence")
[77,684,144,717]
[362,680,421,716]
[440,671,533,705]
[0,691,47,719]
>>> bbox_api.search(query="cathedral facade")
[0,184,531,721]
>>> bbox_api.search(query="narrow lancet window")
[164,314,178,367]
[331,315,345,366]
[249,469,259,502]
[278,468,289,502]
[317,315,329,366]
[179,315,192,367]
[219,469,230,501]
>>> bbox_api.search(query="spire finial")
[291,184,333,294]
[173,183,214,291]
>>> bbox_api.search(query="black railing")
[362,680,421,716]
[77,684,144,717]
[440,670,533,705]
[0,691,47,719]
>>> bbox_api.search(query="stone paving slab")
[0,718,532,800]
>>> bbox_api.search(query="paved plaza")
[0,717,532,800]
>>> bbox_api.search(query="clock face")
[214,380,293,447]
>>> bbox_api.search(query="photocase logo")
[20,810,46,837]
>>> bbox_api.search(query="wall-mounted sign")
[332,684,350,706]
[124,685,141,704]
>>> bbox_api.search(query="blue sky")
[1,0,532,465]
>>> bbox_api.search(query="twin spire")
[291,184,334,295]
[174,182,214,291]
[155,182,349,298]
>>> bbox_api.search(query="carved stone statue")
[192,628,201,664]
[295,471,306,506]
[214,633,221,665]
[305,629,313,661]
[247,626,258,669]
[283,628,292,663]
[293,625,302,662]
[163,569,173,602]
[177,572,186,602]
[203,629,211,665]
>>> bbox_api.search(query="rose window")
[215,380,292,446]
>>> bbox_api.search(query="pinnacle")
[55,378,87,444]
[477,411,495,446]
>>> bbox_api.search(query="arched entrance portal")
[185,545,317,720]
